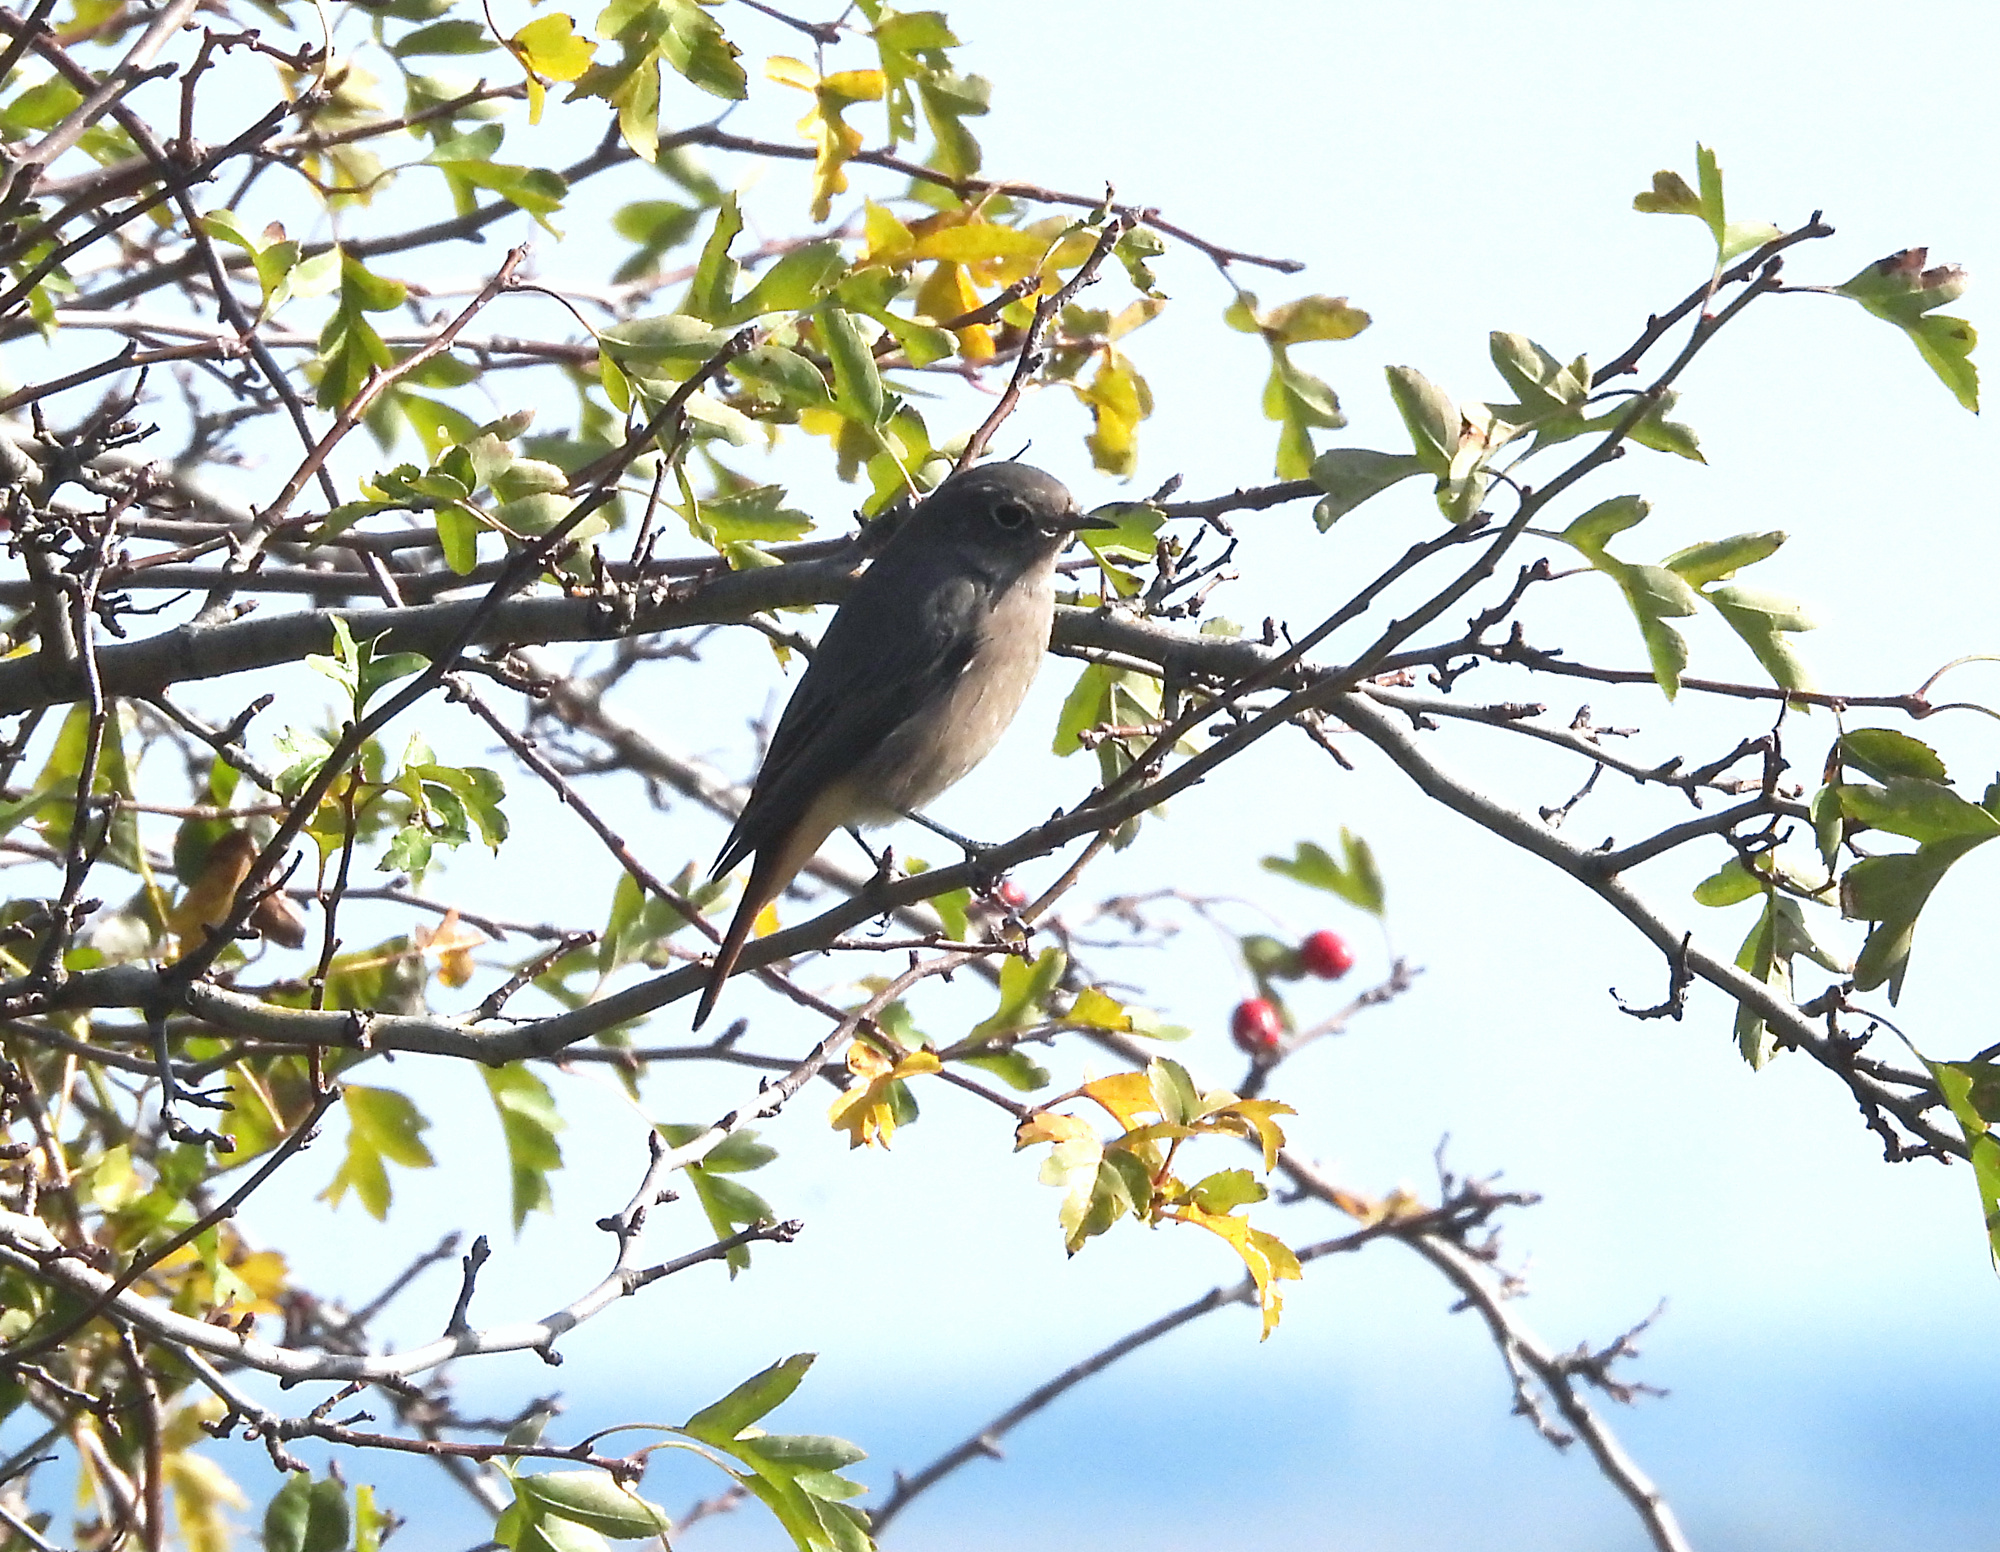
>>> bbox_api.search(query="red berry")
[1230,998,1284,1053]
[1300,929,1354,980]
[997,879,1029,909]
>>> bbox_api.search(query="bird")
[693,461,1110,1027]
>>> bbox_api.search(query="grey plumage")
[694,462,1105,1028]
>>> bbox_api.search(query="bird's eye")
[991,499,1029,529]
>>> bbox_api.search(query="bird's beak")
[1058,506,1120,533]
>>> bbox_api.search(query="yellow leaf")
[1015,1109,1095,1149]
[1067,987,1132,1031]
[767,58,884,220]
[915,261,991,358]
[1081,1070,1157,1131]
[764,54,817,90]
[1197,1096,1297,1170]
[819,68,886,107]
[864,199,914,263]
[412,907,487,988]
[1076,351,1152,478]
[229,1248,291,1308]
[1108,296,1168,342]
[512,12,596,123]
[828,1047,940,1149]
[83,1143,147,1210]
[753,899,781,938]
[1176,1201,1303,1338]
[165,1441,246,1552]
[910,221,1048,279]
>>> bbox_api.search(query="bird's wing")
[710,565,985,880]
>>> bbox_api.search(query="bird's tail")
[693,869,770,1029]
[693,786,854,1028]
[694,825,822,1028]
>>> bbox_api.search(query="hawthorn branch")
[673,125,1304,274]
[1335,687,1959,1157]
[0,1119,801,1386]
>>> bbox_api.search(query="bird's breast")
[852,567,1056,819]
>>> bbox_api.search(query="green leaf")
[1923,1056,2000,1272]
[200,210,305,319]
[1693,856,1763,907]
[1729,892,1840,1068]
[841,272,957,367]
[1147,1056,1200,1127]
[956,1049,1051,1091]
[1843,833,1993,1000]
[732,344,831,407]
[1812,781,1845,870]
[1840,728,1948,784]
[611,198,700,281]
[694,483,817,547]
[359,649,429,713]
[1187,1168,1267,1213]
[411,762,509,848]
[686,1170,777,1273]
[1624,388,1704,462]
[1076,501,1160,572]
[599,312,730,366]
[1732,891,1783,1069]
[1839,779,2000,845]
[394,18,496,55]
[263,1474,350,1552]
[1384,365,1456,476]
[1489,331,1589,416]
[316,255,406,410]
[504,1502,612,1552]
[517,1473,671,1539]
[401,394,482,460]
[1052,660,1161,756]
[0,785,56,840]
[682,194,743,322]
[1705,583,1815,693]
[429,151,569,232]
[818,303,885,426]
[655,1123,776,1275]
[1835,248,1979,411]
[1560,494,1649,556]
[725,240,846,325]
[484,1064,566,1231]
[915,68,989,179]
[1556,550,1689,699]
[0,77,82,138]
[1633,144,1779,261]
[320,1086,435,1220]
[1663,530,1786,588]
[1260,832,1385,916]
[1308,447,1423,528]
[683,1353,813,1446]
[657,0,746,100]
[1619,562,1701,697]
[969,947,1066,1038]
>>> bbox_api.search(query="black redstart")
[693,461,1109,1027]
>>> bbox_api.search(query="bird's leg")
[846,829,901,914]
[901,809,1002,894]
[846,825,889,874]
